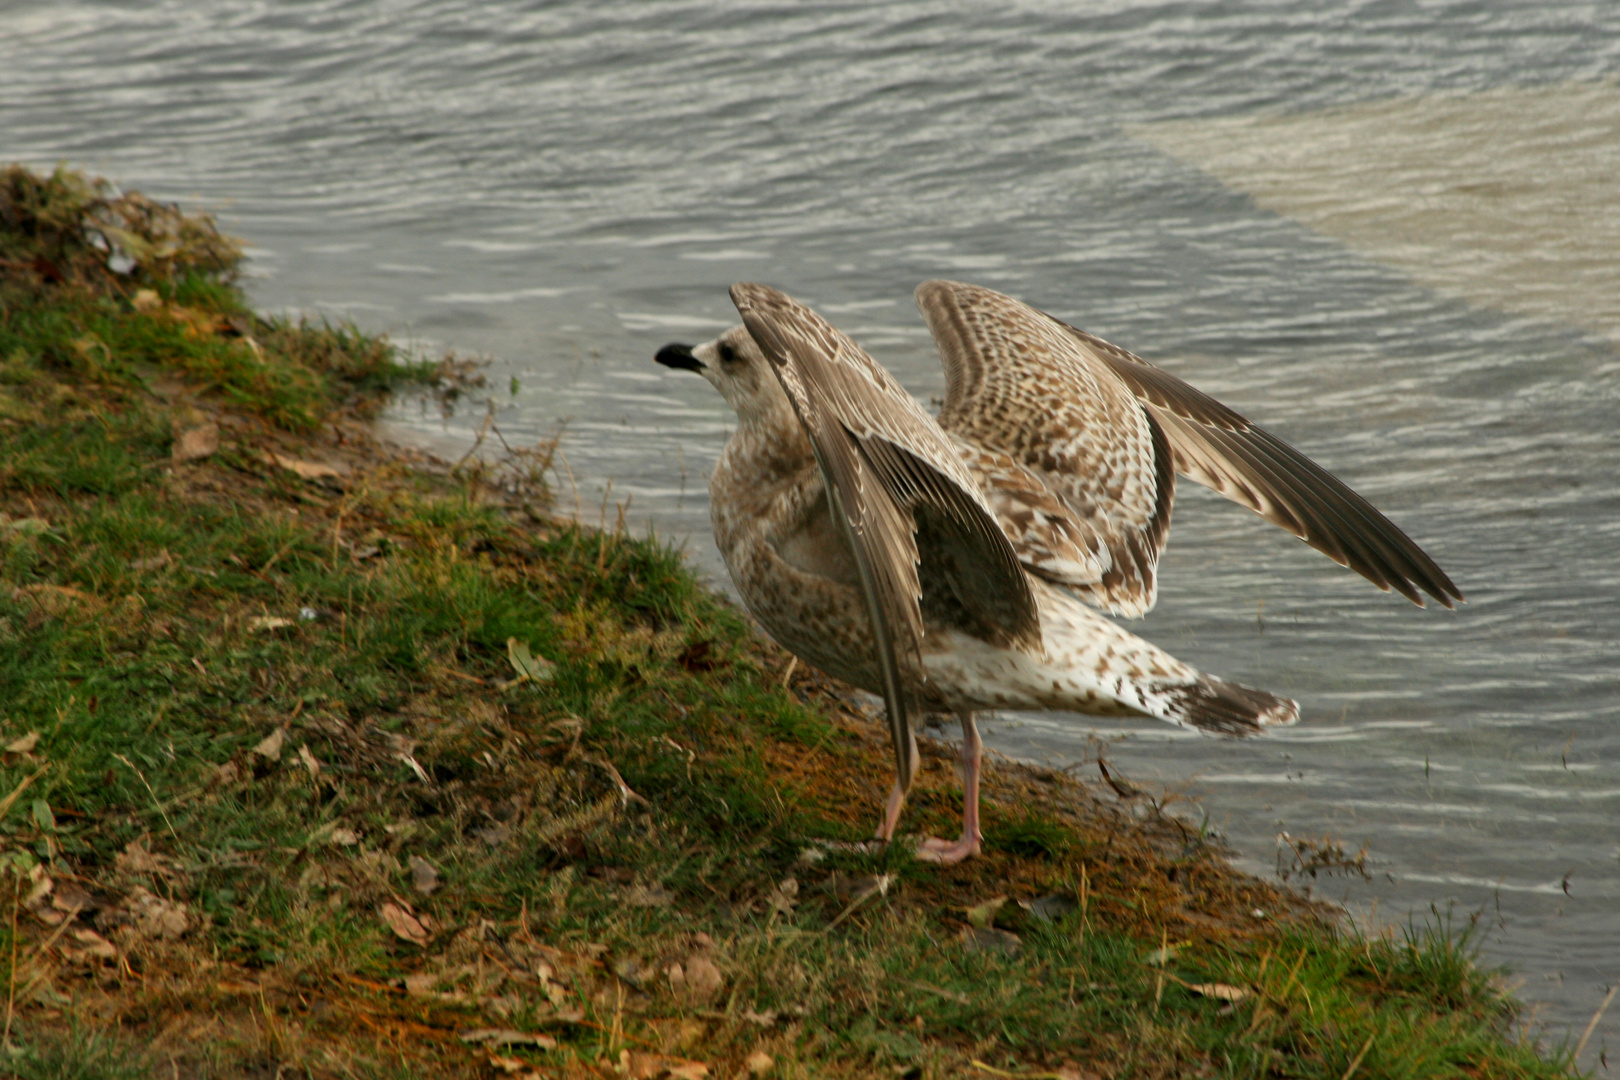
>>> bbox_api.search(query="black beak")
[655,342,704,372]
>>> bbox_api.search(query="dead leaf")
[471,822,512,847]
[621,1053,709,1080]
[409,855,440,895]
[1185,982,1250,1002]
[1019,894,1078,923]
[126,885,189,940]
[52,881,93,916]
[0,514,50,536]
[252,728,286,761]
[172,421,219,463]
[767,876,799,914]
[265,451,344,479]
[114,838,167,876]
[962,926,1021,958]
[297,744,322,778]
[5,731,40,754]
[404,971,458,1000]
[624,883,673,907]
[380,901,431,946]
[683,955,723,1001]
[68,928,119,961]
[22,868,52,910]
[248,615,295,633]
[966,895,1008,929]
[487,1055,531,1076]
[131,288,163,312]
[328,827,358,846]
[742,1009,777,1027]
[460,1028,557,1049]
[745,1051,773,1075]
[1144,944,1180,967]
[504,637,556,686]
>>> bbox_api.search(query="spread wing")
[730,283,1040,791]
[919,280,1175,617]
[918,279,1462,610]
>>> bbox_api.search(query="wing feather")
[919,280,1173,616]
[729,283,1040,790]
[1067,324,1462,608]
[917,279,1461,611]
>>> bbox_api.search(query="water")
[5,0,1617,1059]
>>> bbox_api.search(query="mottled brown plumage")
[654,280,1458,863]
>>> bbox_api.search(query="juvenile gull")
[656,281,1460,864]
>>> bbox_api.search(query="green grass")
[0,163,1580,1079]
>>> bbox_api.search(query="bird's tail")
[1147,674,1299,736]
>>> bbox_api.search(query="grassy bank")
[0,164,1577,1079]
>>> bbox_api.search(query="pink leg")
[874,730,921,841]
[916,713,983,865]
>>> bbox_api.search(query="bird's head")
[655,325,789,424]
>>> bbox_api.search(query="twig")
[969,1060,1072,1080]
[451,402,496,474]
[1340,1033,1375,1080]
[822,875,892,933]
[112,753,180,844]
[902,979,970,1005]
[0,767,48,825]
[4,875,18,1049]
[1574,982,1617,1061]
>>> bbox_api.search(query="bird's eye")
[717,341,739,365]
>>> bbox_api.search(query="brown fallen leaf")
[380,901,432,946]
[767,876,799,915]
[5,731,40,754]
[403,971,467,1001]
[114,838,168,876]
[621,1053,709,1080]
[297,744,323,778]
[252,728,286,762]
[458,1029,557,1049]
[172,421,219,463]
[962,926,1021,958]
[52,882,94,915]
[683,955,724,1001]
[408,855,440,895]
[487,1054,539,1076]
[126,885,190,940]
[68,928,119,961]
[265,451,344,480]
[745,1051,774,1076]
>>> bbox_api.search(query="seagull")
[655,281,1460,864]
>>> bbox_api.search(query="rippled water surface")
[6,0,1617,1057]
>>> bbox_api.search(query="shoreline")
[0,164,1577,1079]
